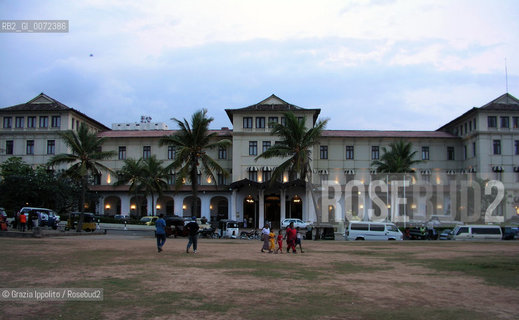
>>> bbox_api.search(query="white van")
[345,222,403,241]
[452,225,502,240]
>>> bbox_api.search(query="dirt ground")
[1,235,519,320]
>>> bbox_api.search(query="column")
[121,194,130,216]
[280,189,286,223]
[230,189,237,221]
[201,195,210,220]
[174,195,184,217]
[259,190,265,227]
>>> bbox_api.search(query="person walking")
[185,216,199,253]
[155,214,166,253]
[295,227,304,253]
[285,222,297,253]
[269,228,276,253]
[19,212,27,232]
[261,223,271,253]
[275,229,284,254]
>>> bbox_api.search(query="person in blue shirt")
[155,214,166,252]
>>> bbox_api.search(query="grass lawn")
[1,236,518,319]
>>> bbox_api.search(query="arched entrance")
[243,195,258,229]
[104,196,121,216]
[265,194,280,229]
[210,196,228,223]
[183,196,201,218]
[130,196,147,217]
[156,196,174,216]
[288,195,303,220]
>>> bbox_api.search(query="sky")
[1,0,518,131]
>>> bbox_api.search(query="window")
[118,146,127,160]
[51,116,61,128]
[26,140,34,155]
[167,172,176,185]
[513,117,519,129]
[15,117,24,128]
[168,146,176,160]
[501,117,509,128]
[248,171,258,182]
[268,117,278,128]
[493,140,501,155]
[3,117,12,128]
[456,227,469,235]
[463,145,467,160]
[370,224,385,232]
[371,146,379,160]
[47,140,55,155]
[280,117,286,126]
[262,141,271,153]
[76,120,79,130]
[473,118,476,130]
[469,121,472,132]
[249,141,257,156]
[515,140,519,155]
[27,116,36,128]
[243,117,253,129]
[487,116,497,128]
[218,146,227,159]
[39,116,48,128]
[71,118,75,129]
[5,140,13,154]
[143,146,151,159]
[422,146,430,160]
[297,117,304,124]
[473,142,476,157]
[351,223,369,231]
[256,117,265,128]
[217,172,226,185]
[345,146,354,159]
[93,174,101,185]
[263,171,271,181]
[320,146,328,159]
[447,146,455,160]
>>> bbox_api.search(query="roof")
[98,129,232,138]
[225,94,321,124]
[437,93,519,131]
[0,93,110,131]
[322,130,458,139]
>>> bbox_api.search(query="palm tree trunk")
[77,175,87,232]
[191,162,198,218]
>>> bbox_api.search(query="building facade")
[1,93,519,229]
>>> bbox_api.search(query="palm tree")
[256,111,328,183]
[256,111,328,224]
[47,123,115,231]
[371,140,422,173]
[116,156,168,216]
[159,109,231,217]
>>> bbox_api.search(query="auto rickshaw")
[66,212,97,232]
[218,219,239,238]
[165,216,186,238]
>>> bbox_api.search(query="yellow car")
[140,216,159,226]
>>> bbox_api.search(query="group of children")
[268,226,304,254]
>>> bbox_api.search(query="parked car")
[140,216,159,226]
[452,225,502,240]
[502,227,519,240]
[281,218,310,229]
[18,207,60,227]
[439,229,453,240]
[114,214,130,221]
[345,221,403,241]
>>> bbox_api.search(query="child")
[276,229,284,254]
[296,227,304,253]
[268,229,275,253]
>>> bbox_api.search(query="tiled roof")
[98,129,232,138]
[225,94,321,123]
[322,130,458,139]
[0,93,110,130]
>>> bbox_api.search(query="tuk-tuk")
[218,219,239,238]
[165,216,186,238]
[66,212,97,232]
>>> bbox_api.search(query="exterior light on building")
[436,176,441,185]
[106,173,111,184]
[411,204,416,209]
[130,204,136,210]
[105,204,111,209]
[516,206,519,215]
[283,175,288,183]
[360,179,365,184]
[84,203,89,209]
[437,204,443,209]
[293,195,301,203]
[156,204,161,210]
[182,178,186,184]
[359,204,364,209]
[210,204,213,210]
[246,195,254,203]
[328,205,334,212]
[182,204,187,210]
[207,177,212,184]
[387,204,391,209]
